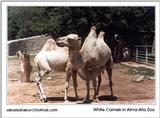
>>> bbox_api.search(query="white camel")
[57,26,113,103]
[34,38,80,102]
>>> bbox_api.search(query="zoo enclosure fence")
[129,45,155,65]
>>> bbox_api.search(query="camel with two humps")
[56,26,113,103]
[34,37,80,102]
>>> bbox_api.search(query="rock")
[133,75,144,82]
[145,76,155,80]
[47,77,52,80]
[149,76,155,80]
[18,80,21,83]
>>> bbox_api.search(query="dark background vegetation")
[8,7,155,46]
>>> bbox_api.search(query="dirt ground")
[7,58,155,104]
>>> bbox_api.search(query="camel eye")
[68,38,72,42]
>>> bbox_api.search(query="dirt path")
[7,59,155,104]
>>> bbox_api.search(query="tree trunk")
[17,51,32,82]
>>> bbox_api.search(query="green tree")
[8,6,155,45]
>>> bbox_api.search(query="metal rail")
[129,45,155,65]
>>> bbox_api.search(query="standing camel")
[34,38,80,102]
[16,50,32,82]
[57,26,113,103]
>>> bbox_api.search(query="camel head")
[56,34,82,49]
[16,50,21,56]
[16,50,27,56]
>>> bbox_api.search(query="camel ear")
[78,37,82,40]
[57,37,63,40]
[74,37,81,41]
[78,39,82,48]
[16,51,19,55]
[57,36,68,41]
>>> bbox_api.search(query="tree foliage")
[8,7,155,46]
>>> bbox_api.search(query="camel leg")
[36,70,50,102]
[64,69,72,102]
[84,78,90,103]
[106,57,113,96]
[96,75,102,96]
[107,68,113,96]
[92,76,99,102]
[72,71,79,100]
[78,69,90,103]
[36,75,46,102]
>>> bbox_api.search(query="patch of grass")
[8,54,36,60]
[8,54,37,72]
[8,56,18,61]
[128,66,154,76]
[114,63,154,76]
[113,63,128,69]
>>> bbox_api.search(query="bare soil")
[7,58,155,104]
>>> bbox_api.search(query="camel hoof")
[41,98,48,102]
[64,100,70,103]
[92,97,99,102]
[75,95,79,100]
[82,99,91,104]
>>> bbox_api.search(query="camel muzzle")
[56,42,65,47]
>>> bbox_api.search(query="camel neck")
[68,47,85,68]
[68,47,79,59]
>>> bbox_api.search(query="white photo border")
[2,2,160,118]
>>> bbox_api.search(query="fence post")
[136,48,138,61]
[128,48,130,60]
[146,47,148,63]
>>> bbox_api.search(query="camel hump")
[88,26,97,38]
[67,34,78,39]
[98,31,105,39]
[91,26,97,31]
[80,26,97,54]
[99,31,105,36]
[42,38,57,51]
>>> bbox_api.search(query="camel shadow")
[98,95,118,101]
[29,80,35,83]
[46,95,117,104]
[47,96,84,102]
